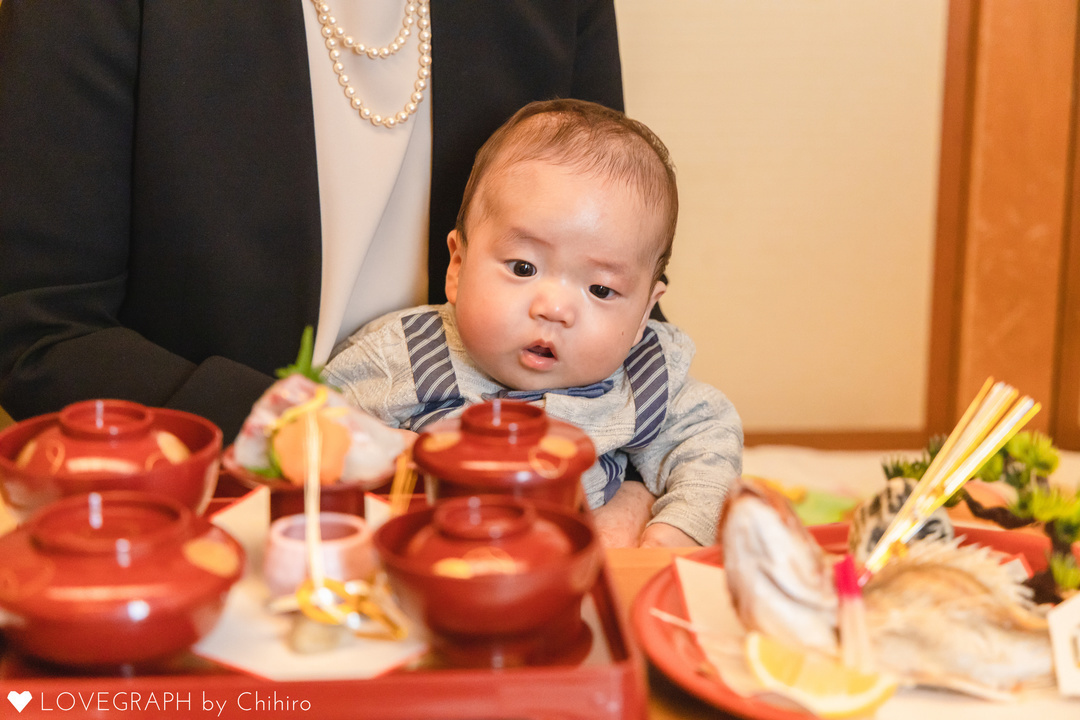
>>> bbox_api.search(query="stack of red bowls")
[0,399,243,668]
[374,400,602,668]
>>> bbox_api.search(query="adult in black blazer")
[0,1,624,439]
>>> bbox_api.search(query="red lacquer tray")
[0,484,647,720]
[630,523,1055,720]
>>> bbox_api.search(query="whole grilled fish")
[719,476,1054,699]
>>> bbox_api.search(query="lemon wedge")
[745,631,897,718]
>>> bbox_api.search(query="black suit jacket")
[0,0,623,438]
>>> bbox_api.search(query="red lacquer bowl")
[413,401,596,509]
[374,495,602,668]
[0,399,222,518]
[0,491,244,668]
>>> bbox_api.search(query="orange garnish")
[273,411,351,486]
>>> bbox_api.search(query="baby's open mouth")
[526,344,556,360]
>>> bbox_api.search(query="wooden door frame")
[930,0,1079,448]
[1054,38,1080,450]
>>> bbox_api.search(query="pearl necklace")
[312,0,432,128]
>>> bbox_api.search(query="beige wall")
[615,1,949,434]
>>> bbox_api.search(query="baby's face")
[446,159,666,391]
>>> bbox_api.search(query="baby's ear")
[445,230,464,304]
[634,280,667,344]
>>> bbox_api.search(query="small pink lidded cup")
[262,512,377,598]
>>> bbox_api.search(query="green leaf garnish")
[881,435,945,481]
[975,452,1004,484]
[1005,431,1060,475]
[1024,486,1080,525]
[1049,552,1080,592]
[275,325,323,383]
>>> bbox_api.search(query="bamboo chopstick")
[388,448,418,517]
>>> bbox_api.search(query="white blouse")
[301,0,433,365]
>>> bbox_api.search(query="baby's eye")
[510,260,536,277]
[589,285,615,299]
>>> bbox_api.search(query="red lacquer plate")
[630,523,1054,720]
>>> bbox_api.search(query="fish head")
[719,477,838,651]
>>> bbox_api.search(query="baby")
[324,99,742,547]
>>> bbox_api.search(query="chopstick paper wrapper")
[862,379,1040,577]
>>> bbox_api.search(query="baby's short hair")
[455,99,678,283]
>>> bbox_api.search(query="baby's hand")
[640,522,699,548]
[591,482,654,548]
[592,507,644,548]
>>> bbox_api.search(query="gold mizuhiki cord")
[862,378,1040,577]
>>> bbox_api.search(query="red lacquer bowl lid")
[0,399,222,516]
[16,399,190,477]
[0,490,244,667]
[403,495,573,574]
[412,401,595,500]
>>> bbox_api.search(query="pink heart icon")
[7,690,32,713]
